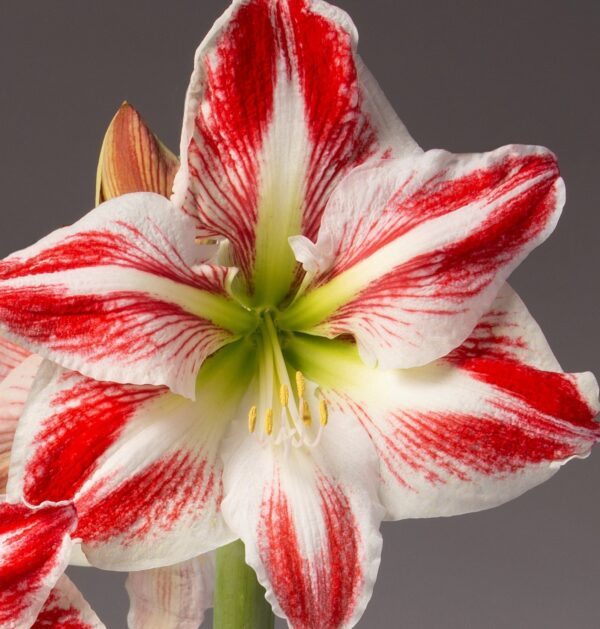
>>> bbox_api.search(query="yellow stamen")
[265,408,274,435]
[279,384,289,407]
[302,399,312,425]
[319,400,328,426]
[248,406,257,433]
[296,371,305,397]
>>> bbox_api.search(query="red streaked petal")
[0,192,249,398]
[0,336,30,384]
[221,415,382,629]
[12,365,231,569]
[9,341,254,570]
[0,355,42,492]
[283,145,564,369]
[0,502,77,629]
[126,555,214,629]
[173,0,419,302]
[9,362,163,505]
[33,575,104,628]
[286,285,600,520]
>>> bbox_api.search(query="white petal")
[282,146,564,370]
[8,341,255,570]
[221,409,383,628]
[0,193,249,398]
[173,0,419,303]
[286,285,599,520]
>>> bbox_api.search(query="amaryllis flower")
[0,1,598,628]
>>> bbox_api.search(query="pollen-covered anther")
[279,384,289,407]
[319,399,328,426]
[295,371,306,397]
[248,405,257,433]
[302,399,312,425]
[265,408,274,436]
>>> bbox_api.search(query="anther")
[279,384,289,407]
[302,399,312,425]
[248,406,257,433]
[296,371,306,397]
[319,400,328,426]
[265,408,274,435]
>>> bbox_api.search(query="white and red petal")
[8,342,255,570]
[0,193,251,398]
[221,412,383,629]
[34,574,104,628]
[283,145,564,369]
[173,0,419,303]
[0,355,42,492]
[0,502,77,629]
[126,555,214,629]
[0,336,30,384]
[286,285,600,520]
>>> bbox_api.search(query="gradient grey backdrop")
[0,1,598,627]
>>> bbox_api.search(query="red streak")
[287,0,378,241]
[24,374,161,504]
[259,473,362,629]
[76,453,217,545]
[0,503,76,625]
[325,151,559,281]
[455,356,598,430]
[33,587,90,629]
[0,223,217,292]
[186,0,276,279]
[185,0,382,282]
[0,286,221,368]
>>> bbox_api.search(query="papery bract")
[96,102,179,204]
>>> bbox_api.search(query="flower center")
[247,311,328,452]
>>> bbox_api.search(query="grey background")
[0,1,598,627]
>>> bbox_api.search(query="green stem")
[213,540,275,629]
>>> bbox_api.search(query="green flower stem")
[213,540,275,629]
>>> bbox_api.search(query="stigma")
[248,370,328,451]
